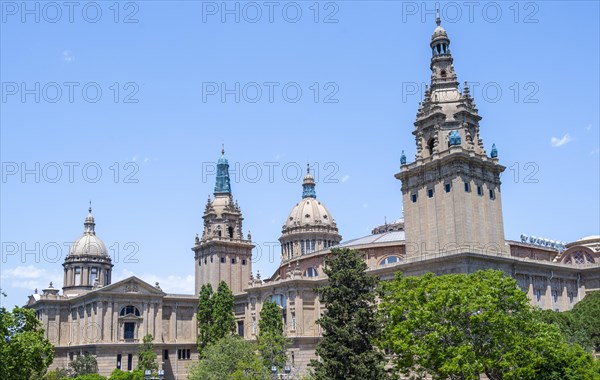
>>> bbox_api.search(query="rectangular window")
[536,289,542,302]
[411,193,417,203]
[127,354,133,371]
[74,267,81,285]
[464,182,471,193]
[242,259,247,265]
[177,349,190,360]
[489,189,495,199]
[445,183,451,193]
[124,322,135,340]
[291,312,296,331]
[311,239,316,252]
[552,290,558,303]
[89,267,98,284]
[116,354,121,369]
[427,188,434,198]
[220,257,225,263]
[163,350,169,360]
[237,321,245,337]
[477,185,483,196]
[568,292,574,304]
[300,240,305,255]
[231,258,236,264]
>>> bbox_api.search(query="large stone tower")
[63,205,113,296]
[193,147,254,295]
[395,16,506,257]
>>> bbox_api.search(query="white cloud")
[113,269,194,295]
[341,174,350,183]
[62,50,74,62]
[550,134,573,147]
[1,265,62,291]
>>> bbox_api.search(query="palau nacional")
[26,18,600,379]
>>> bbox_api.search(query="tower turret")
[193,147,254,295]
[395,18,506,258]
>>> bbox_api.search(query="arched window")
[568,251,595,264]
[379,256,401,266]
[120,305,141,317]
[427,138,435,155]
[270,294,287,308]
[304,267,318,278]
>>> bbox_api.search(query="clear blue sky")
[1,1,599,309]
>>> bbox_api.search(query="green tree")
[43,368,71,380]
[69,353,98,376]
[570,291,600,352]
[258,300,288,371]
[188,335,270,380]
[137,334,158,374]
[197,283,214,357]
[72,374,106,380]
[212,281,236,340]
[0,306,54,379]
[537,291,600,354]
[197,281,237,358]
[108,369,143,380]
[309,248,387,380]
[378,270,600,380]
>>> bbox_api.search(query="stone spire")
[214,145,231,195]
[429,15,459,95]
[302,164,316,199]
[84,202,95,235]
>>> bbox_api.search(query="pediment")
[95,276,166,296]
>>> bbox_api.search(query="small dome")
[69,234,108,257]
[284,198,336,230]
[68,206,109,257]
[431,14,449,44]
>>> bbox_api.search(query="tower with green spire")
[192,146,254,295]
[214,145,231,194]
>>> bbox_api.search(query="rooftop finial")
[436,5,441,26]
[302,163,316,199]
[221,144,225,156]
[84,202,96,234]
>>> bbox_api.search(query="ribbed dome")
[284,198,336,229]
[68,207,109,257]
[69,234,108,256]
[431,13,449,42]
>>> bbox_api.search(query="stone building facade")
[27,18,600,379]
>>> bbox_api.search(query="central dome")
[279,165,341,262]
[68,207,109,257]
[284,198,335,230]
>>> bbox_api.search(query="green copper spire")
[302,164,316,199]
[214,145,231,195]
